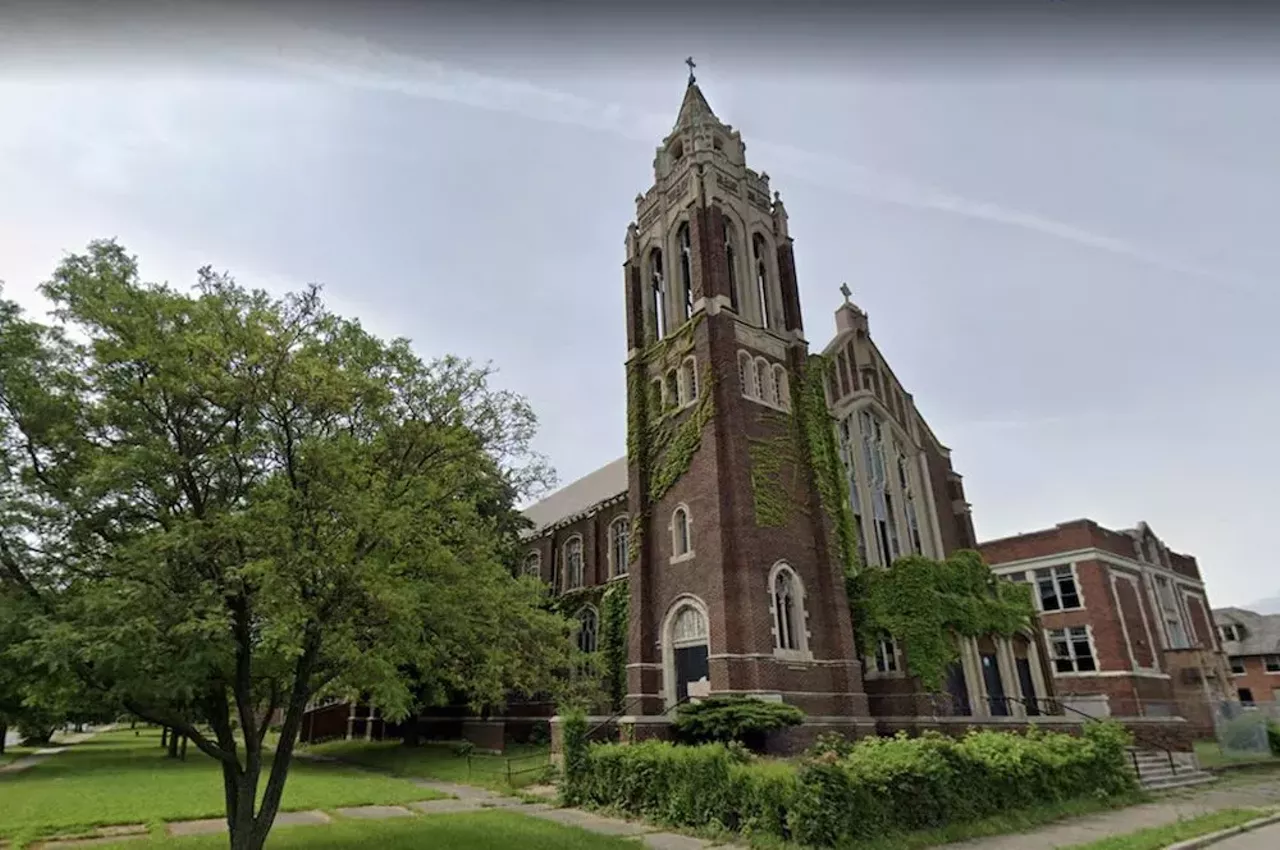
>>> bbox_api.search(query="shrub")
[573,721,1136,848]
[1268,721,1280,757]
[672,696,804,751]
[560,708,589,805]
[806,731,855,759]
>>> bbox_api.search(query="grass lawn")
[303,738,552,791]
[1194,739,1278,769]
[1060,807,1269,849]
[89,811,639,850]
[0,729,445,842]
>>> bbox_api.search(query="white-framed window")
[1219,624,1243,643]
[752,232,772,330]
[665,369,680,410]
[649,247,667,342]
[523,551,541,578]
[671,505,692,560]
[738,351,752,397]
[1266,655,1280,673]
[773,365,791,410]
[874,636,900,674]
[576,606,599,654]
[1034,565,1082,611]
[1230,657,1247,675]
[1047,626,1097,674]
[679,356,698,405]
[836,415,869,566]
[563,536,584,591]
[769,563,807,654]
[677,222,694,322]
[609,516,630,577]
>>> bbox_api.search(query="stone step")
[1141,772,1216,792]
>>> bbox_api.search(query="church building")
[518,70,1051,737]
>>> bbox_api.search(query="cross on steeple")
[839,282,853,304]
[685,56,697,86]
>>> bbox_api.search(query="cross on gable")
[686,56,696,85]
[839,282,853,304]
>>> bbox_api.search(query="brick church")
[301,73,1217,759]
[517,71,1053,737]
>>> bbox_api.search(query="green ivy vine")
[599,581,630,712]
[624,314,716,565]
[747,428,800,528]
[795,354,860,576]
[847,550,1036,690]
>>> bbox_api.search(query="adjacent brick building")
[1212,607,1280,707]
[980,520,1233,733]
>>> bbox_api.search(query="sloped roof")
[1213,606,1280,657]
[521,457,628,533]
[674,82,717,129]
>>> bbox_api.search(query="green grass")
[1060,807,1270,850]
[303,738,552,791]
[0,729,445,842]
[1194,739,1278,769]
[87,811,639,850]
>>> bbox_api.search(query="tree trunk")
[167,728,179,759]
[0,722,7,755]
[401,715,421,748]
[161,726,169,748]
[180,735,189,760]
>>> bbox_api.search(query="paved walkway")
[0,731,101,776]
[938,775,1280,850]
[1211,819,1280,850]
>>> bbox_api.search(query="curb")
[1166,810,1280,850]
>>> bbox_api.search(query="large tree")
[0,242,574,849]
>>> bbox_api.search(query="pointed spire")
[673,57,719,129]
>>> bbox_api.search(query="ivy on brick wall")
[847,550,1036,690]
[599,581,630,712]
[624,314,716,563]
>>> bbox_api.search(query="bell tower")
[623,66,868,725]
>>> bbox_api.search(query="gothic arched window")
[524,551,541,579]
[756,357,773,405]
[610,516,630,577]
[737,351,753,398]
[672,505,692,558]
[677,223,694,321]
[752,233,772,330]
[680,356,698,405]
[650,247,667,342]
[774,365,791,410]
[771,564,805,652]
[564,536,584,591]
[724,216,740,313]
[576,607,599,654]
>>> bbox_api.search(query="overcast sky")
[1,4,1277,610]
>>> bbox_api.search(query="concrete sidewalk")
[939,776,1280,850]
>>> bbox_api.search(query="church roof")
[674,81,717,129]
[521,456,628,533]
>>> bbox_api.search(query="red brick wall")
[1111,568,1157,669]
[1230,655,1280,704]
[1182,592,1215,650]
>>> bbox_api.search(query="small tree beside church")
[0,241,573,850]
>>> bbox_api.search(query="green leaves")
[850,550,1037,690]
[1,241,569,845]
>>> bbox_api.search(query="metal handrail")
[584,693,693,740]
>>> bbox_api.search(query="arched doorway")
[663,598,710,707]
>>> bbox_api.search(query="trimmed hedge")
[564,722,1136,846]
